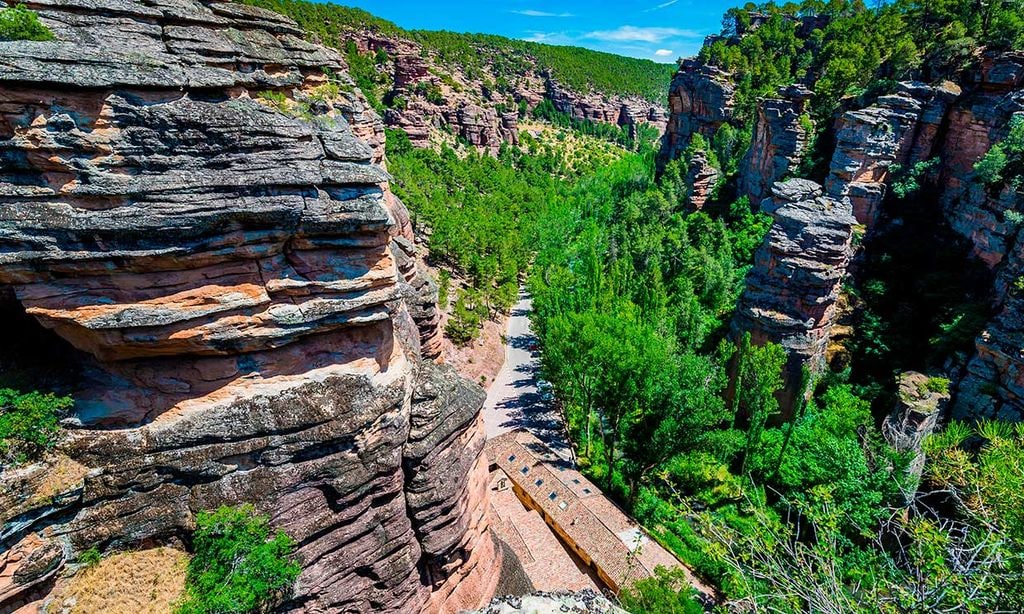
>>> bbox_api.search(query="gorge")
[1,0,1023,612]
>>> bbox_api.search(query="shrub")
[924,376,951,395]
[79,547,103,568]
[0,388,73,467]
[0,4,54,42]
[176,504,300,614]
[618,566,704,614]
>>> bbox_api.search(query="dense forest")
[239,0,674,102]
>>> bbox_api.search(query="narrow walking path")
[482,289,572,461]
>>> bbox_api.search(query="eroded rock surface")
[731,179,856,412]
[471,590,628,614]
[0,1,497,611]
[659,59,736,168]
[739,84,813,203]
[826,81,960,228]
[883,372,948,503]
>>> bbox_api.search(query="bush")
[0,388,73,467]
[176,504,300,614]
[0,4,54,41]
[79,547,103,568]
[618,566,704,614]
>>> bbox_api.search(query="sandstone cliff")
[661,47,1023,421]
[350,31,667,154]
[0,0,498,611]
[731,179,857,411]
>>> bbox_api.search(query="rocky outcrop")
[685,149,720,209]
[883,372,948,504]
[731,179,857,413]
[352,33,665,155]
[471,590,627,614]
[547,79,666,138]
[659,59,736,167]
[826,81,960,228]
[739,85,813,203]
[0,1,497,611]
[933,51,1024,422]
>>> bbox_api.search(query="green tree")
[176,504,300,614]
[0,388,73,466]
[0,4,54,41]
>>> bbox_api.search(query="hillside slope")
[241,0,673,152]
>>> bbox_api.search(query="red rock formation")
[825,81,960,228]
[659,59,736,167]
[931,51,1024,422]
[739,84,813,203]
[685,150,720,209]
[0,1,498,611]
[731,179,857,413]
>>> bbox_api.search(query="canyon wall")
[352,32,665,154]
[938,51,1024,422]
[731,180,856,411]
[0,0,499,611]
[661,47,1023,421]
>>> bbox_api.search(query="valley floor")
[482,289,572,460]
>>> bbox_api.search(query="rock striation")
[0,0,497,611]
[826,81,960,229]
[739,84,814,203]
[731,179,857,413]
[659,59,736,167]
[933,51,1024,422]
[354,33,665,155]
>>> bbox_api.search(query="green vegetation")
[79,547,103,568]
[385,124,634,343]
[0,4,54,41]
[974,114,1024,190]
[237,0,672,103]
[618,567,703,614]
[531,99,661,152]
[0,388,73,467]
[697,0,1024,179]
[176,504,299,614]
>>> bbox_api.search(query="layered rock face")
[739,85,813,203]
[547,79,666,139]
[825,81,960,228]
[940,52,1024,421]
[355,34,665,155]
[659,59,736,167]
[0,0,496,611]
[731,180,857,412]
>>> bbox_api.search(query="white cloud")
[644,0,679,11]
[510,9,575,17]
[654,48,674,57]
[582,25,703,43]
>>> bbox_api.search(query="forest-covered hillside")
[239,0,674,102]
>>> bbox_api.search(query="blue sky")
[332,0,728,62]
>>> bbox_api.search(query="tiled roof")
[485,430,683,589]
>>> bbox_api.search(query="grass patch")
[50,547,189,614]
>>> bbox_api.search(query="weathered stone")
[826,81,959,228]
[739,84,813,203]
[471,590,628,614]
[883,372,948,504]
[0,1,499,612]
[731,180,857,414]
[658,59,736,169]
[685,149,720,209]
